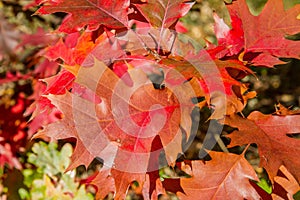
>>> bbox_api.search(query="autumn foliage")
[1,0,300,199]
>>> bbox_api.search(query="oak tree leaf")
[164,50,254,119]
[36,0,130,33]
[134,0,194,53]
[272,165,300,200]
[274,103,300,116]
[35,59,196,198]
[116,28,254,119]
[225,112,300,182]
[163,151,260,200]
[86,169,116,200]
[228,0,300,66]
[32,91,97,170]
[46,31,111,66]
[41,69,75,95]
[210,12,244,58]
[135,0,194,29]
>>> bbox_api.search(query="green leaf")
[256,178,272,194]
[18,188,30,199]
[246,0,268,16]
[283,0,300,10]
[294,190,300,200]
[21,142,93,199]
[208,0,231,26]
[28,142,72,176]
[22,168,42,188]
[74,185,94,200]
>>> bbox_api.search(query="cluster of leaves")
[18,141,93,200]
[1,0,300,199]
[0,1,93,199]
[29,0,300,199]
[0,0,60,172]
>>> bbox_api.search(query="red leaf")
[46,38,74,64]
[111,169,145,199]
[164,152,260,200]
[25,81,61,136]
[175,21,188,33]
[46,31,125,67]
[87,169,115,199]
[209,12,244,58]
[164,51,255,119]
[81,32,126,67]
[33,59,59,78]
[225,112,300,182]
[135,0,193,29]
[115,28,255,119]
[36,0,130,33]
[26,69,75,135]
[35,59,196,198]
[19,28,57,47]
[249,53,286,67]
[46,31,96,65]
[0,144,22,170]
[134,0,193,53]
[42,69,75,95]
[228,0,300,66]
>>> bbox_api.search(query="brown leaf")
[163,151,260,200]
[225,112,300,182]
[164,52,255,119]
[272,165,300,200]
[88,169,116,200]
[36,58,196,198]
[274,103,300,116]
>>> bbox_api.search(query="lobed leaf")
[228,0,300,66]
[163,152,260,200]
[225,111,300,182]
[36,0,130,32]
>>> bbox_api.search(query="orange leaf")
[225,112,300,182]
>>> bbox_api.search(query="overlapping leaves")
[32,0,300,199]
[215,0,300,67]
[225,111,300,182]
